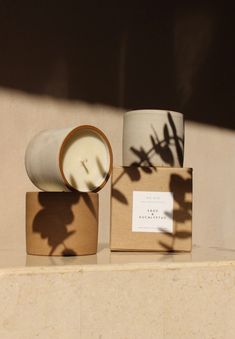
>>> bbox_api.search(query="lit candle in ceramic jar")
[25,125,113,192]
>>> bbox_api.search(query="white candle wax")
[61,129,111,192]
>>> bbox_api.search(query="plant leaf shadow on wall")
[32,192,93,256]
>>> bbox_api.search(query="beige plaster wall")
[0,88,234,250]
[184,122,235,249]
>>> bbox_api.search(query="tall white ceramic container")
[123,109,184,167]
[25,125,113,192]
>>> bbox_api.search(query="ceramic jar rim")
[26,191,98,196]
[124,109,183,118]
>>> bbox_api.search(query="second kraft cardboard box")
[110,166,193,252]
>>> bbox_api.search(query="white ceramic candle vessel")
[25,125,113,192]
[123,110,184,167]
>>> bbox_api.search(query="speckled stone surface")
[0,245,235,339]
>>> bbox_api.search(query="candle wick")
[81,160,89,174]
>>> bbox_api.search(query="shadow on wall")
[0,1,234,129]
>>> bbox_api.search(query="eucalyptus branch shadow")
[167,112,184,166]
[33,190,98,256]
[112,112,184,206]
[82,193,97,218]
[70,174,96,193]
[159,171,192,251]
[169,172,192,223]
[33,192,80,256]
[96,156,108,178]
[112,188,128,204]
[69,174,97,218]
[111,112,191,252]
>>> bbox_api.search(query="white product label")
[132,191,174,233]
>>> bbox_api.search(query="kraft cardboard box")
[110,166,193,252]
